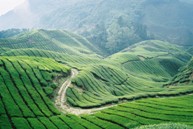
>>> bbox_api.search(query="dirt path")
[55,69,113,115]
[55,69,193,115]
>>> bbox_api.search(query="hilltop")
[0,0,193,54]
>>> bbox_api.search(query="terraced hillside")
[0,29,101,56]
[166,58,193,86]
[0,29,193,129]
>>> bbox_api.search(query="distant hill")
[0,0,193,54]
[0,29,28,38]
[0,29,101,55]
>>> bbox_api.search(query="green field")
[0,29,192,129]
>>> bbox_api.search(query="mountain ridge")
[1,0,193,54]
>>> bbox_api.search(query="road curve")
[55,69,112,115]
[54,69,193,115]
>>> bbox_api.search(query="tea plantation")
[0,30,192,129]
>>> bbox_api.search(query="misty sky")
[0,0,25,16]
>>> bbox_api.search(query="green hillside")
[135,123,193,129]
[166,57,193,86]
[0,29,193,129]
[0,29,101,56]
[1,0,193,54]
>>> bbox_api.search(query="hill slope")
[1,0,193,54]
[0,29,193,129]
[0,29,101,55]
[166,57,193,86]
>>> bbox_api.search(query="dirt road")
[55,69,113,115]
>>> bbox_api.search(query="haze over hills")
[0,0,193,129]
[0,0,193,54]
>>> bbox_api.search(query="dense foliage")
[0,29,192,129]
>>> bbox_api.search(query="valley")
[0,1,193,129]
[0,29,192,129]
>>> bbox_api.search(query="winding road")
[55,68,193,116]
[55,69,113,115]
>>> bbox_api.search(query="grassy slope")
[65,40,192,108]
[0,29,101,56]
[0,30,193,129]
[135,123,193,129]
[166,57,193,86]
